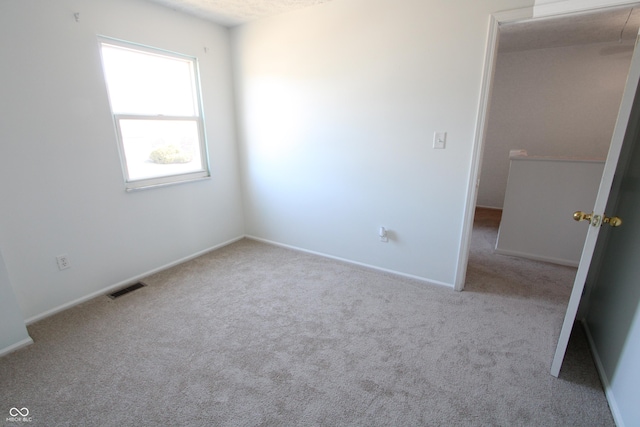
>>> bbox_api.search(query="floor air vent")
[108,282,146,299]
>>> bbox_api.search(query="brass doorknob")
[573,211,592,224]
[603,215,623,227]
[573,211,622,227]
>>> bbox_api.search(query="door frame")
[455,1,640,291]
[454,6,531,291]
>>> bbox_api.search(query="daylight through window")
[99,38,209,190]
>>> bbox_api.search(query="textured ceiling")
[146,0,334,26]
[499,6,640,52]
[146,0,640,51]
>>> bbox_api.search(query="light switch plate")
[433,132,447,149]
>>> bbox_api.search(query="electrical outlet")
[56,254,70,270]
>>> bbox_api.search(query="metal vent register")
[107,282,146,299]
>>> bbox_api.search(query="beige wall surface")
[478,41,631,209]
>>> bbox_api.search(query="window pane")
[100,38,209,190]
[101,44,197,116]
[118,119,203,181]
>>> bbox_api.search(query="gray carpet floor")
[0,208,614,426]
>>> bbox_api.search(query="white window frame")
[98,37,210,191]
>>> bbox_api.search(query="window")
[99,38,209,190]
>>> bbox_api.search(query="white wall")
[0,0,244,321]
[534,0,639,17]
[477,41,631,209]
[495,158,604,266]
[232,0,534,286]
[0,248,32,355]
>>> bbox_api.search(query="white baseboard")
[493,248,579,268]
[582,319,625,427]
[25,236,245,325]
[245,235,453,289]
[24,233,452,325]
[0,337,33,358]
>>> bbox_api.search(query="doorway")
[457,4,640,423]
[458,4,640,290]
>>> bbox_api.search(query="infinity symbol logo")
[9,407,29,417]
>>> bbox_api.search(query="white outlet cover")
[56,254,70,270]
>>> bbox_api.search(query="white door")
[583,97,640,426]
[550,30,640,377]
